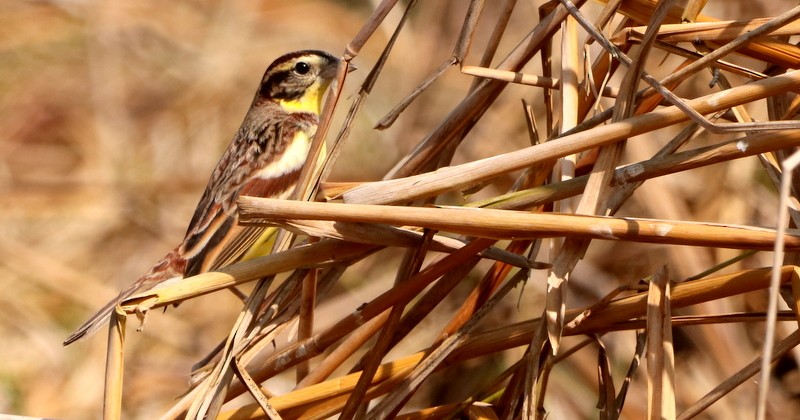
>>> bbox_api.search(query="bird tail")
[62,289,134,345]
[63,248,186,346]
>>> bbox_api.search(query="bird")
[64,50,347,345]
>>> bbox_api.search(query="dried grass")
[4,0,800,418]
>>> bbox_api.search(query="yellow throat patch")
[277,79,332,115]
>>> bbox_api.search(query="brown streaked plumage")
[64,50,343,345]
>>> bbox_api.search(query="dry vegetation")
[3,0,800,419]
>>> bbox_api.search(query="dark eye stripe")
[272,85,306,101]
[259,69,306,101]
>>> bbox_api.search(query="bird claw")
[132,296,159,332]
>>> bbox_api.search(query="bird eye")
[294,62,310,75]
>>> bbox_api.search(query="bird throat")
[277,80,331,115]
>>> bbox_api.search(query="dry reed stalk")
[472,129,800,211]
[103,310,125,420]
[461,65,621,98]
[343,70,800,205]
[238,197,800,251]
[177,0,800,414]
[210,265,799,418]
[115,241,374,312]
[678,329,800,420]
[617,18,800,43]
[645,266,675,420]
[610,0,800,67]
[567,266,800,335]
[11,0,798,418]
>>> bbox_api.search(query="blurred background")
[1,0,798,418]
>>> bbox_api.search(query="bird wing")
[181,109,318,276]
